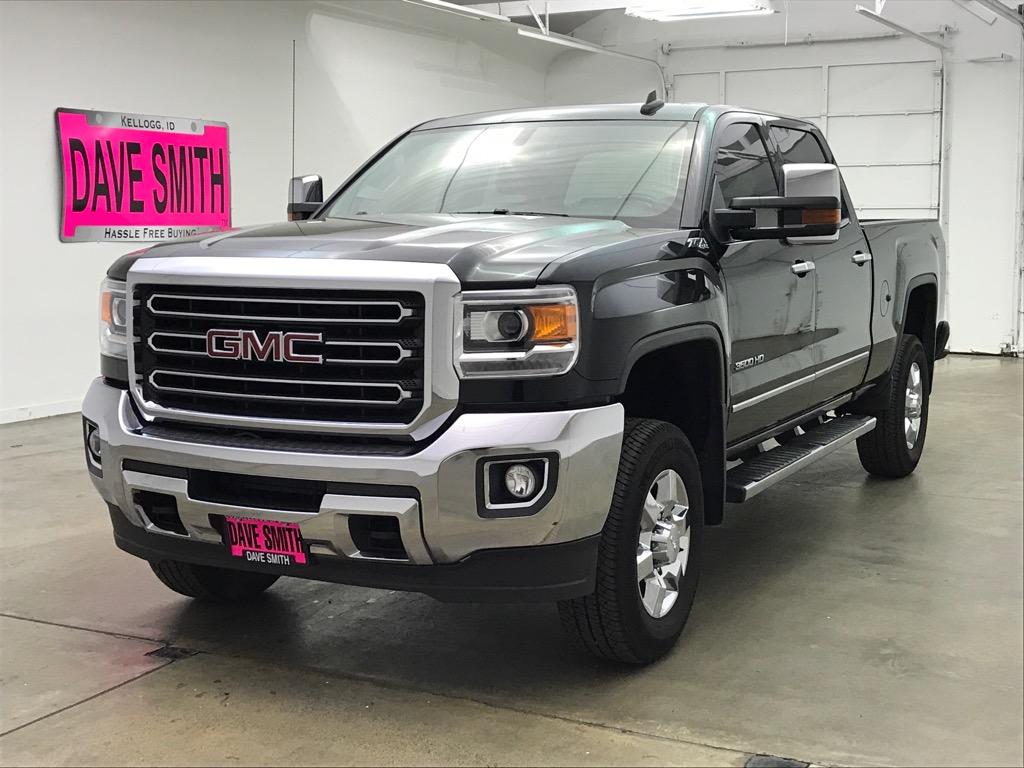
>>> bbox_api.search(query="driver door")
[711,120,818,443]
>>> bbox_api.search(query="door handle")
[852,251,872,266]
[791,261,816,277]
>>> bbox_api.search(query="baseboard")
[0,399,82,424]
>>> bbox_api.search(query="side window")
[713,123,778,204]
[771,125,850,219]
[770,126,828,164]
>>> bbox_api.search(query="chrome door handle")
[791,261,816,277]
[852,251,872,266]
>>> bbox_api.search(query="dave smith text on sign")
[56,108,232,242]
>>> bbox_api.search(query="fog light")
[87,428,102,460]
[480,455,554,515]
[504,464,538,499]
[82,418,102,475]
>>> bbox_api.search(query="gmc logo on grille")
[205,329,323,364]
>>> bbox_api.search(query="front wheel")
[149,560,280,601]
[558,419,703,665]
[857,333,930,478]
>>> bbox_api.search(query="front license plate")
[223,516,307,566]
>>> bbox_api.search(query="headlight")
[99,277,128,359]
[454,287,579,379]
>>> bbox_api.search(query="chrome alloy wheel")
[905,361,924,450]
[636,469,690,619]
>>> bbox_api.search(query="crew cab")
[83,101,948,664]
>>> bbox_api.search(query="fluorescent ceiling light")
[401,0,510,22]
[625,0,775,22]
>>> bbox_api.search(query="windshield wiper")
[449,209,571,217]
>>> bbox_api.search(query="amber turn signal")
[528,303,577,343]
[100,291,113,324]
[802,208,841,226]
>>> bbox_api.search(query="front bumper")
[83,380,623,601]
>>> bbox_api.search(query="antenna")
[640,90,665,116]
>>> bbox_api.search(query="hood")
[108,214,665,285]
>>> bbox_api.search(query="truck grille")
[132,285,426,425]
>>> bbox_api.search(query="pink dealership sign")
[55,108,231,242]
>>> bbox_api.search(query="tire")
[149,560,279,601]
[857,333,930,478]
[558,418,704,665]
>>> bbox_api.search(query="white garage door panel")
[674,57,943,221]
[841,165,936,210]
[725,67,821,118]
[827,61,937,114]
[673,72,720,105]
[828,114,937,165]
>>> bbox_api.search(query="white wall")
[546,0,1024,355]
[2,0,1018,422]
[293,2,554,191]
[0,1,302,422]
[0,0,553,422]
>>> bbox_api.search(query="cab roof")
[416,102,712,129]
[415,102,805,131]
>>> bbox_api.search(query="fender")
[617,322,729,527]
[895,273,938,339]
[618,322,728,404]
[855,272,939,414]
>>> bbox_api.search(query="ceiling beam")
[468,1,626,16]
[953,0,998,25]
[854,5,951,49]
[970,0,1024,30]
[401,0,510,21]
[515,26,668,97]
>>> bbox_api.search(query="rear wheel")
[149,560,279,601]
[857,333,930,478]
[558,418,703,665]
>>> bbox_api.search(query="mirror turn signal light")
[527,303,577,344]
[802,208,841,226]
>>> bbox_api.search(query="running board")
[726,415,877,503]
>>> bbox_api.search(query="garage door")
[674,59,943,219]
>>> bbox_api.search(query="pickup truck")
[83,101,949,664]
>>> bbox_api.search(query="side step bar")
[726,415,877,503]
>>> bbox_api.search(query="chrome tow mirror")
[287,174,323,221]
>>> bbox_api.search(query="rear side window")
[713,123,778,203]
[770,125,851,219]
[770,126,828,164]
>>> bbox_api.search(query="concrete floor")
[1,354,1021,767]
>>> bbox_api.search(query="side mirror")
[287,174,323,221]
[714,163,841,244]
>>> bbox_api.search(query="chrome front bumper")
[83,379,623,565]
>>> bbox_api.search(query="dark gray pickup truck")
[83,101,948,664]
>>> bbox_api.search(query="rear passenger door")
[767,123,873,405]
[712,120,817,443]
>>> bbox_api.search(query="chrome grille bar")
[148,332,206,357]
[149,369,414,405]
[148,332,417,364]
[146,293,415,324]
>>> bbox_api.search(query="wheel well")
[619,340,725,525]
[903,282,937,385]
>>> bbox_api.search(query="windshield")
[324,120,695,229]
